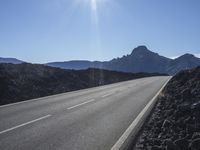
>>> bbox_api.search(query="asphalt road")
[0,76,170,150]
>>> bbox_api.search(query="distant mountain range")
[46,46,200,75]
[1,46,200,75]
[0,57,24,64]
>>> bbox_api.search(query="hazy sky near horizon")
[0,0,200,63]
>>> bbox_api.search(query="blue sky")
[0,0,200,63]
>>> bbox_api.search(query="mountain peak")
[133,45,148,51]
[131,46,157,57]
[177,53,196,60]
[182,53,195,57]
[131,46,151,54]
[136,45,148,50]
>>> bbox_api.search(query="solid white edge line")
[0,115,51,135]
[111,77,171,150]
[67,99,95,110]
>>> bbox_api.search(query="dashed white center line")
[67,99,95,110]
[102,92,114,98]
[0,115,51,135]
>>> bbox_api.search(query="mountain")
[46,46,200,75]
[0,63,165,105]
[47,60,103,70]
[104,46,171,73]
[167,54,200,74]
[0,57,24,64]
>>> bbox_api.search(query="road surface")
[0,76,170,150]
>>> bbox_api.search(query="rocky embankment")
[0,63,165,105]
[133,66,200,150]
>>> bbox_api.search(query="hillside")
[0,63,165,105]
[133,66,200,150]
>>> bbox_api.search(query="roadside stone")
[183,116,192,124]
[165,140,180,150]
[162,119,172,128]
[174,138,189,150]
[135,143,144,149]
[187,123,197,132]
[191,101,200,110]
[150,146,165,150]
[153,139,162,146]
[177,102,191,112]
[181,88,191,99]
[189,138,200,150]
[192,132,200,139]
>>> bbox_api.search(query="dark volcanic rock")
[0,63,164,105]
[132,66,200,150]
[151,146,165,150]
[165,140,180,150]
[189,138,200,150]
[174,138,189,150]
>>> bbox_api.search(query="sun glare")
[91,0,97,11]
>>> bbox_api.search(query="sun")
[91,0,97,11]
[77,0,106,12]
